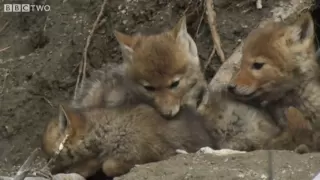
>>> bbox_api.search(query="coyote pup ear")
[287,12,314,49]
[114,30,138,63]
[58,104,83,134]
[171,15,199,63]
[172,15,188,39]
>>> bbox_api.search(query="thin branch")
[42,96,54,107]
[74,61,83,99]
[0,46,10,53]
[0,21,10,34]
[75,0,108,99]
[195,9,205,38]
[204,47,216,70]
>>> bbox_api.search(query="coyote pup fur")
[72,16,207,118]
[42,103,215,178]
[228,13,320,130]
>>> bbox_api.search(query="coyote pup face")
[228,13,316,102]
[114,16,204,118]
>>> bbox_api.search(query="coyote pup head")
[228,13,317,102]
[114,16,201,118]
[41,104,92,175]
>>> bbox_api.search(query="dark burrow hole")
[30,30,50,49]
[312,0,320,52]
[86,169,113,180]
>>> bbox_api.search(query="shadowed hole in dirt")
[87,169,113,180]
[30,31,50,49]
[312,0,320,49]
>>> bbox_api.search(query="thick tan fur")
[110,16,207,118]
[228,13,317,103]
[72,16,207,119]
[41,103,215,178]
[264,106,320,153]
[198,91,320,152]
[198,13,320,152]
[227,13,320,132]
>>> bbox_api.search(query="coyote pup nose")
[160,105,180,118]
[227,84,236,93]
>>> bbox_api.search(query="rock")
[115,150,320,180]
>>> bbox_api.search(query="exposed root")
[205,0,225,63]
[204,47,216,70]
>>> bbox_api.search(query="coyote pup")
[228,13,320,129]
[42,103,215,178]
[73,16,207,119]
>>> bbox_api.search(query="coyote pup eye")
[144,85,156,91]
[169,80,180,89]
[252,62,265,70]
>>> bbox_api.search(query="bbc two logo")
[4,4,51,12]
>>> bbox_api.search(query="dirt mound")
[116,150,320,180]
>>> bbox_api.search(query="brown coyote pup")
[42,103,216,178]
[73,16,207,119]
[228,12,320,129]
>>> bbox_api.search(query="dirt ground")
[116,150,320,180]
[0,0,319,177]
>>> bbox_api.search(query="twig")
[0,21,10,34]
[74,61,83,99]
[183,0,194,14]
[205,0,225,63]
[42,134,70,171]
[42,96,54,107]
[204,47,216,70]
[13,148,40,180]
[195,9,205,38]
[0,46,10,53]
[75,0,108,99]
[43,16,49,32]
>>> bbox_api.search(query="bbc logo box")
[4,4,30,12]
[3,4,12,12]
